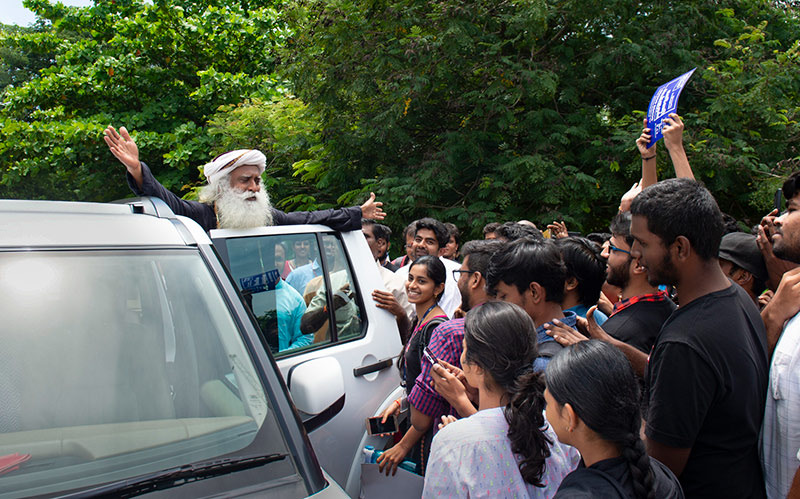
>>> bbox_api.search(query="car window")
[224,233,365,358]
[0,250,297,497]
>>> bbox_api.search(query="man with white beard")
[104,125,386,232]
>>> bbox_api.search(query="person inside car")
[103,125,385,231]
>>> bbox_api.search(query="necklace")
[416,303,438,330]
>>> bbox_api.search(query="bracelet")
[393,398,402,407]
[642,155,656,161]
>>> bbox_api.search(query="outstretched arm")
[104,126,144,188]
[636,118,658,189]
[662,113,695,180]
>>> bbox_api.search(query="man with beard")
[760,171,800,498]
[406,239,502,432]
[629,178,767,498]
[104,126,385,231]
[599,211,675,354]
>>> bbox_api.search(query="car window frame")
[212,230,370,360]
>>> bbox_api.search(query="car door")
[210,225,402,492]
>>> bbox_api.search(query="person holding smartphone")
[423,302,579,497]
[377,256,448,476]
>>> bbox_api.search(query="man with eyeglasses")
[599,211,676,354]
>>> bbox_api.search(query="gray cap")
[718,232,767,282]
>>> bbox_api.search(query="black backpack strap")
[537,339,565,358]
[417,317,447,361]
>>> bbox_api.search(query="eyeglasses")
[452,269,477,280]
[608,244,631,255]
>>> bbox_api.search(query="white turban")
[203,149,266,185]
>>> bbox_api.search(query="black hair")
[462,302,550,486]
[783,171,800,201]
[495,221,544,242]
[546,340,655,499]
[483,222,501,236]
[444,222,460,245]
[555,237,606,307]
[630,178,723,261]
[361,218,392,243]
[403,221,418,240]
[415,217,449,248]
[486,237,566,303]
[408,255,446,301]
[586,232,611,247]
[726,262,767,298]
[720,213,741,236]
[460,239,505,276]
[609,212,634,248]
[375,223,392,242]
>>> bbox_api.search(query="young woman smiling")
[377,255,448,476]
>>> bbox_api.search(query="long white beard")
[214,184,274,229]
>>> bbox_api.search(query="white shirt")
[395,256,461,319]
[762,312,800,498]
[423,407,579,498]
[376,261,413,319]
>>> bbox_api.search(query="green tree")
[0,0,286,201]
[282,0,800,239]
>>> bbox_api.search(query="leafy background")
[1,0,798,245]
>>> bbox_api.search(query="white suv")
[0,199,353,498]
[210,222,405,496]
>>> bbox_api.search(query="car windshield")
[0,250,296,497]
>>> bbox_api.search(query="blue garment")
[533,311,577,372]
[285,260,322,295]
[564,304,608,326]
[276,280,312,351]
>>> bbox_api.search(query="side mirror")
[288,357,346,433]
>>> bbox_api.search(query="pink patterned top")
[423,407,579,498]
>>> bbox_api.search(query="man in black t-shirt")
[600,212,676,354]
[630,178,768,498]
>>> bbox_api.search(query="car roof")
[0,199,206,248]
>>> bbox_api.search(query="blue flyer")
[239,268,280,293]
[646,68,696,148]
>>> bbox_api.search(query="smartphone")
[423,346,438,365]
[366,414,398,435]
[775,188,783,213]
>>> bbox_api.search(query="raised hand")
[361,192,386,220]
[619,179,642,213]
[636,118,655,157]
[547,220,568,239]
[104,125,143,187]
[662,113,685,152]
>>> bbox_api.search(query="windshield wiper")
[63,453,289,498]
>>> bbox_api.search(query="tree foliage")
[282,0,800,238]
[1,0,798,243]
[0,0,286,201]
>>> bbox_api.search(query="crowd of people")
[104,113,800,498]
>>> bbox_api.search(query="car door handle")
[353,357,395,377]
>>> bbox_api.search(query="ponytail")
[461,302,552,486]
[504,371,551,487]
[545,340,656,499]
[621,433,655,499]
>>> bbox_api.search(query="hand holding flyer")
[646,68,696,148]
